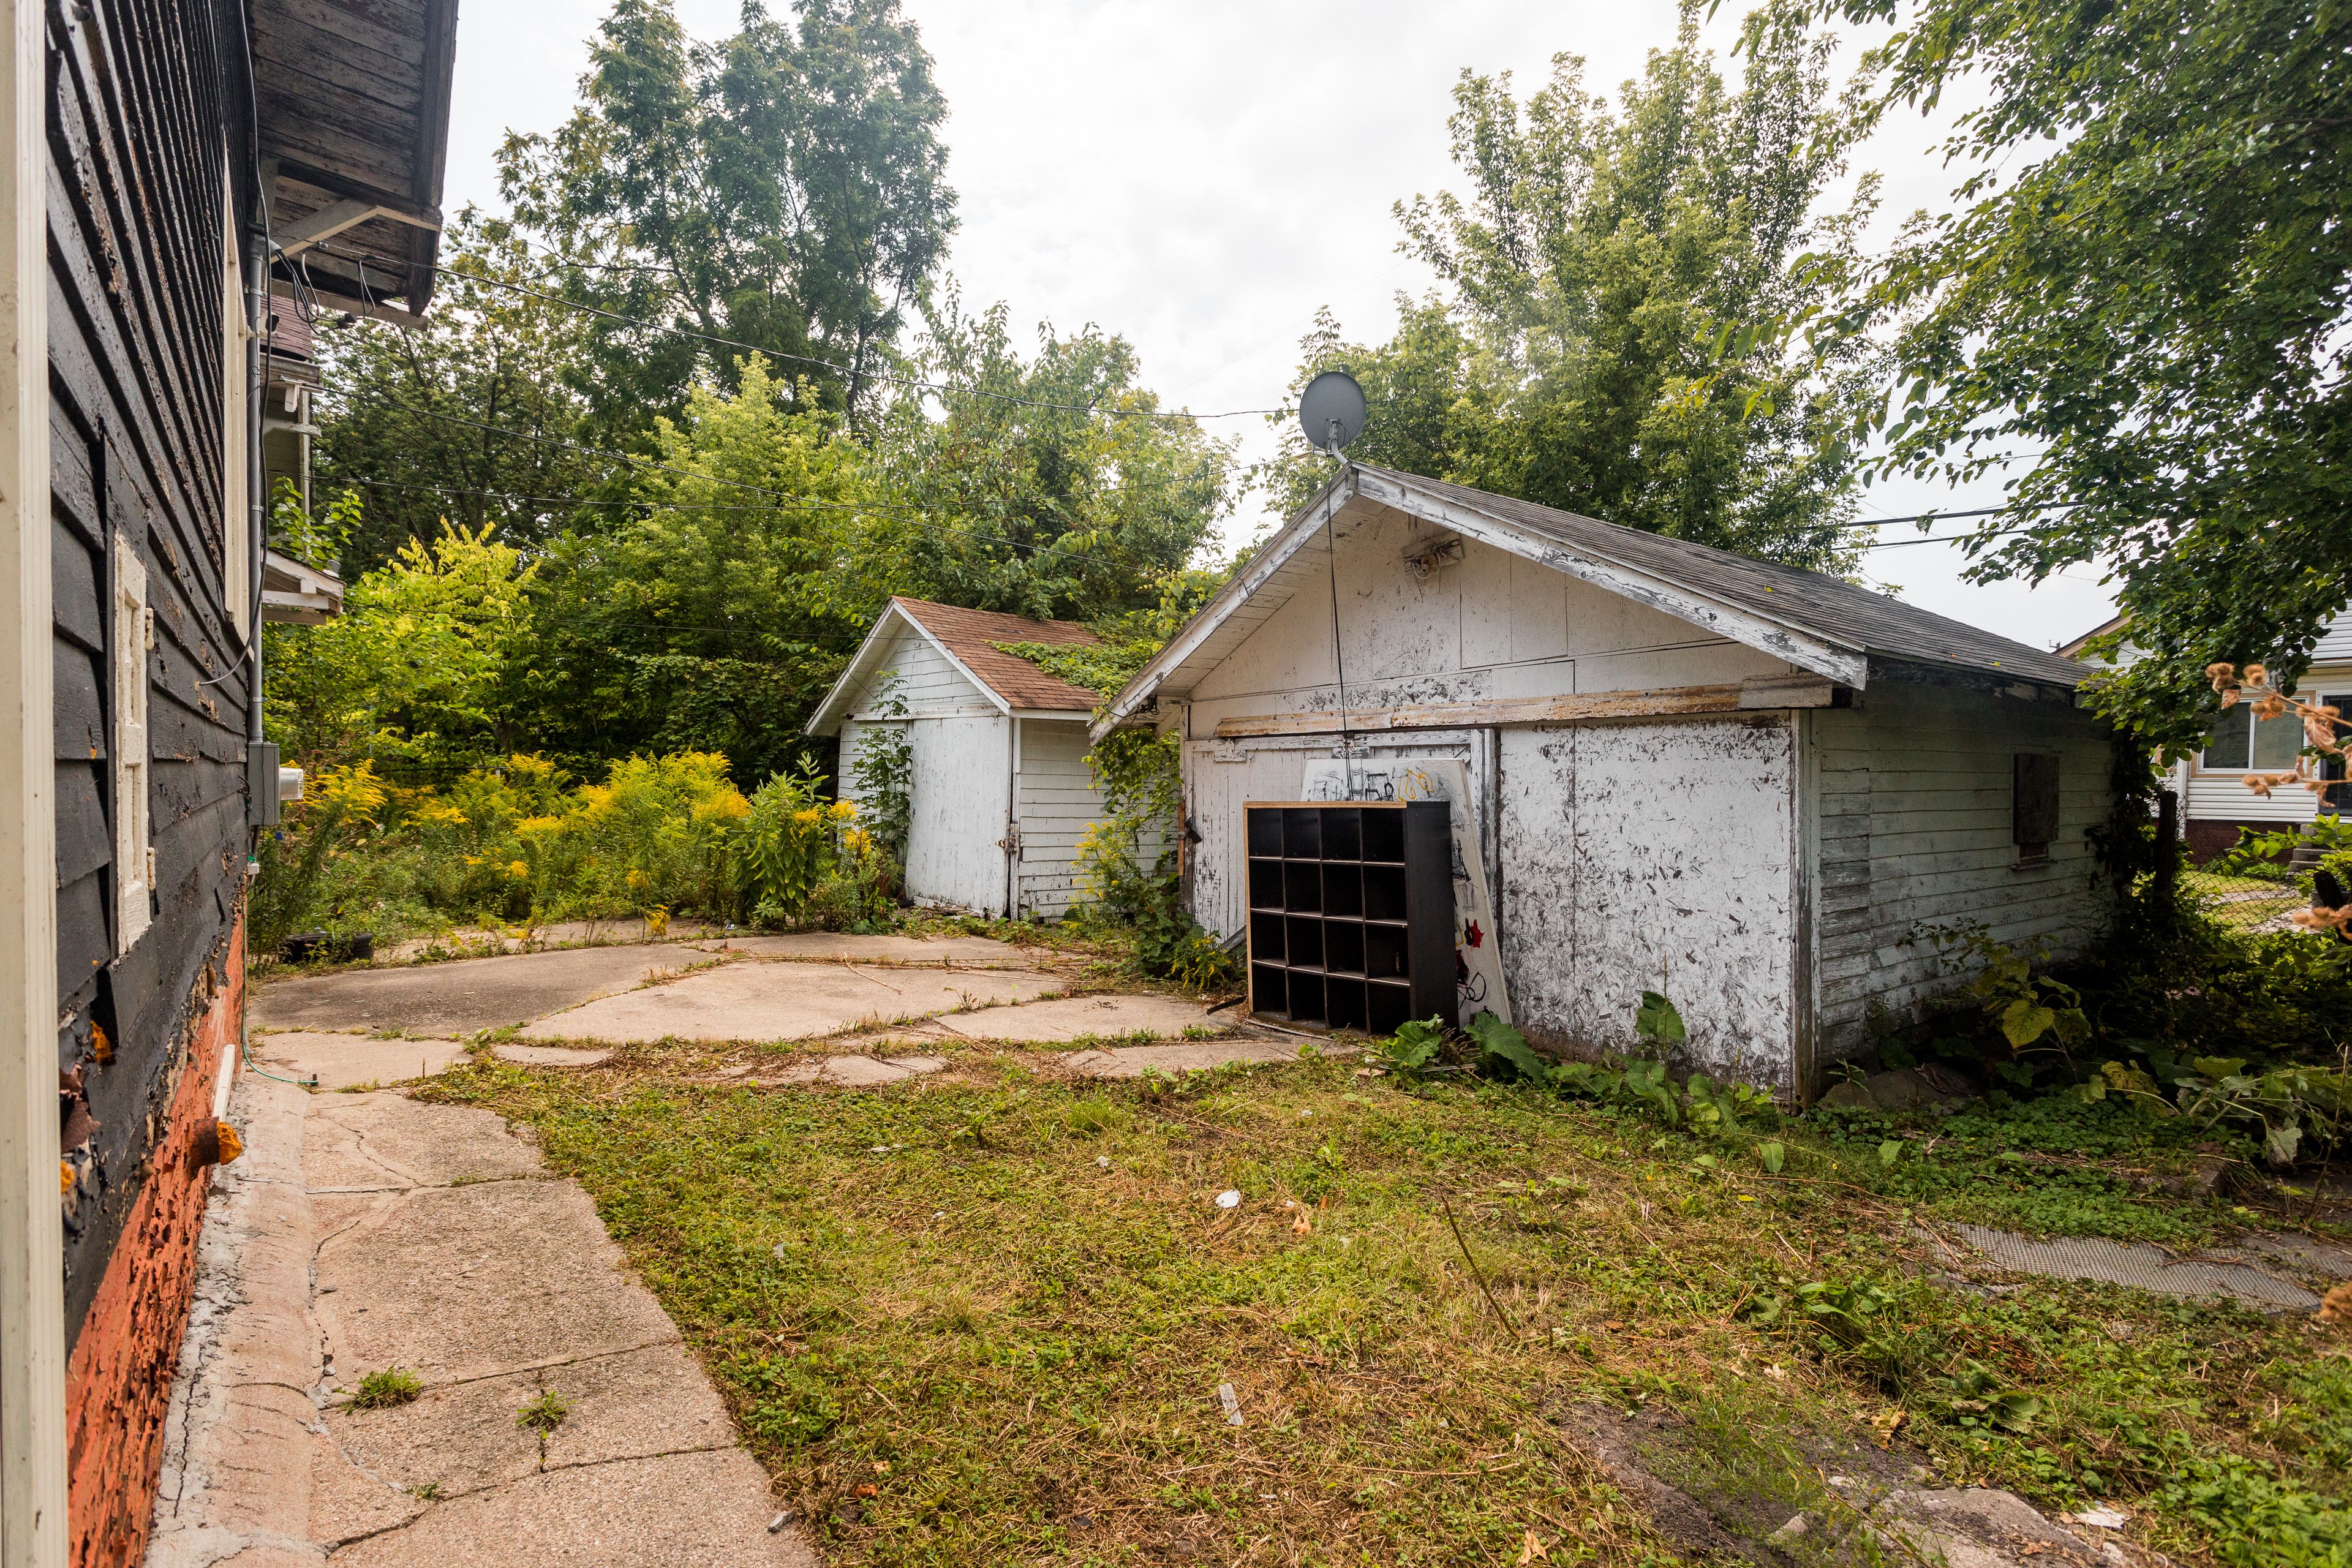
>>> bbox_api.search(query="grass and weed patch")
[426,1056,2351,1566]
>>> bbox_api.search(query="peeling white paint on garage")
[1104,464,2116,1095]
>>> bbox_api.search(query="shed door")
[905,715,1009,914]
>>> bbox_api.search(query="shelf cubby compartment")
[1251,965,1287,1015]
[1284,915,1324,970]
[1367,980,1416,1036]
[1249,911,1285,962]
[1286,971,1327,1025]
[1281,807,1322,859]
[1323,864,1363,918]
[1240,799,1455,1035]
[1324,920,1366,977]
[1322,808,1363,861]
[1248,810,1285,858]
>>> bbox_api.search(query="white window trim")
[113,532,152,952]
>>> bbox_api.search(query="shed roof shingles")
[892,597,1104,712]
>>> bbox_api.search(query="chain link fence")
[2180,869,2307,933]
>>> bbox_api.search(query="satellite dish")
[1298,370,1366,456]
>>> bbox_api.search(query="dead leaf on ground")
[1518,1529,1550,1562]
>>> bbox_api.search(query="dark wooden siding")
[50,0,254,1341]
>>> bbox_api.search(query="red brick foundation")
[2186,819,2285,864]
[64,915,244,1568]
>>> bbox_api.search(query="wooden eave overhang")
[252,0,460,323]
[262,549,345,625]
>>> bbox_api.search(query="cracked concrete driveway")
[157,940,1325,1564]
[149,1036,816,1567]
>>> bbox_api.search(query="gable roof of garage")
[1093,464,2082,737]
[805,598,1102,735]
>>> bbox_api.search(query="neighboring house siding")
[1012,718,1101,919]
[2182,660,2352,831]
[1810,677,2112,1058]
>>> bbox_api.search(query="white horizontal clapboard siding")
[1812,683,2111,1058]
[1013,718,1105,919]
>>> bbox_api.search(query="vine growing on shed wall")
[848,673,914,883]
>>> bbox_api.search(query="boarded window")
[112,533,152,952]
[2014,753,2060,862]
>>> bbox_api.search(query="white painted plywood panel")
[903,714,1009,914]
[1571,717,1798,1087]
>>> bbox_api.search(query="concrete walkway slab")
[330,1449,811,1568]
[771,1054,950,1088]
[254,945,684,1035]
[688,932,1036,965]
[492,1044,613,1068]
[304,1095,543,1191]
[932,993,1226,1044]
[1065,1037,1329,1079]
[251,1031,469,1091]
[518,962,1063,1044]
[1932,1224,2325,1312]
[316,1181,681,1385]
[154,1063,814,1567]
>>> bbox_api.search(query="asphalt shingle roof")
[891,597,1104,711]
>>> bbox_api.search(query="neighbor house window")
[2201,699,2312,771]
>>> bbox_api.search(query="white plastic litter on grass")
[1218,1383,1243,1425]
[1215,1189,1241,1209]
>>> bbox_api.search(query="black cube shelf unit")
[1245,800,1455,1035]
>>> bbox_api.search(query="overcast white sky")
[443,1,2117,651]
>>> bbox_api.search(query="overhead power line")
[307,238,1288,425]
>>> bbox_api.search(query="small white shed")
[1096,465,2118,1095]
[808,597,1110,919]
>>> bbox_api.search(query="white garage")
[1095,464,2117,1095]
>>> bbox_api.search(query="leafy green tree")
[513,356,888,781]
[875,299,1237,622]
[499,0,956,435]
[265,520,539,779]
[313,215,601,575]
[1820,0,2352,750]
[1264,2,1881,571]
